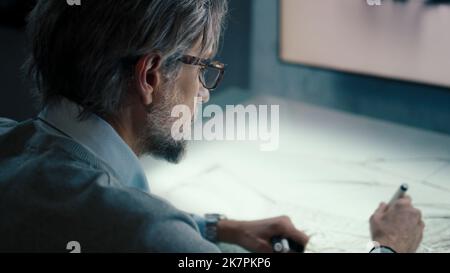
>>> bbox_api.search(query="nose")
[198,86,210,104]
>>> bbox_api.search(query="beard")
[136,82,188,164]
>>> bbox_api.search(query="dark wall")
[0,0,35,27]
[0,26,36,121]
[216,0,252,91]
[0,0,37,120]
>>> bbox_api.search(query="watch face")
[205,214,226,224]
[204,214,225,242]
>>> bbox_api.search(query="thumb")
[376,202,388,213]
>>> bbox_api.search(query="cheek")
[178,68,201,111]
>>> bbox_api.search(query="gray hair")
[25,0,228,118]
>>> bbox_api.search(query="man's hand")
[216,216,309,253]
[370,196,425,253]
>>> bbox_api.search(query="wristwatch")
[204,213,227,242]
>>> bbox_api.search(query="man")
[0,0,424,253]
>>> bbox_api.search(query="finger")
[413,208,423,223]
[270,216,294,235]
[394,196,412,208]
[283,227,310,249]
[375,202,388,214]
[401,195,412,203]
[256,239,274,253]
[419,220,426,230]
[417,227,424,246]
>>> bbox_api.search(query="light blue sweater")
[0,99,220,253]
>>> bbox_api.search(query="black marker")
[389,184,409,206]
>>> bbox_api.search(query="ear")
[134,53,162,106]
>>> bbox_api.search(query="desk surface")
[141,95,450,253]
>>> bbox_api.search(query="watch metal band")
[204,213,227,242]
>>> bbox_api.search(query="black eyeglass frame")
[179,55,226,91]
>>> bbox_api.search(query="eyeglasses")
[179,55,226,91]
